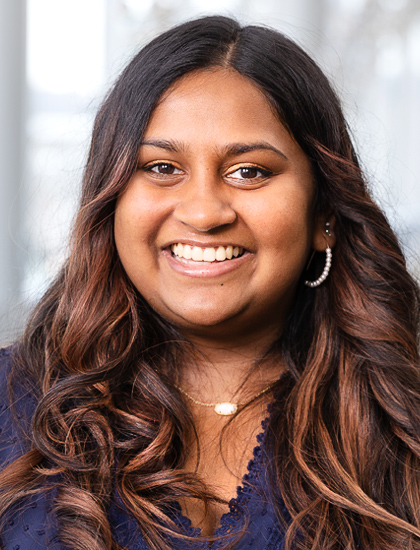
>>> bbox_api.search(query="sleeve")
[0,346,38,468]
[0,347,63,550]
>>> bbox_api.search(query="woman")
[1,14,420,550]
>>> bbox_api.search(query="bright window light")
[27,0,106,95]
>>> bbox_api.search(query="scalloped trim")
[173,411,272,546]
[214,417,269,542]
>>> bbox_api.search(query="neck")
[177,328,285,403]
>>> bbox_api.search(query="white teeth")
[191,246,203,261]
[216,246,226,261]
[170,243,244,262]
[183,244,191,259]
[203,247,216,262]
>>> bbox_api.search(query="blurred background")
[1,0,420,344]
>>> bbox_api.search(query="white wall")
[0,0,26,344]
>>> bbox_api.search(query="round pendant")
[214,402,238,415]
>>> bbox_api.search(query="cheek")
[114,191,164,290]
[115,185,164,253]
[245,196,315,303]
[246,190,314,255]
[114,200,142,260]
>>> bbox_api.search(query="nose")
[173,178,237,232]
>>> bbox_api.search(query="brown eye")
[239,167,260,178]
[145,162,183,176]
[227,165,272,181]
[153,163,177,174]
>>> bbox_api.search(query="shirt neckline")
[172,404,273,546]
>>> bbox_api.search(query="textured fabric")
[0,347,289,549]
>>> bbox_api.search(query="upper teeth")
[171,244,244,262]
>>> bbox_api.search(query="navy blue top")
[0,347,290,549]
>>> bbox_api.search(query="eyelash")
[226,165,272,181]
[141,161,274,185]
[142,162,182,176]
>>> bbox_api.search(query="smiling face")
[114,69,325,345]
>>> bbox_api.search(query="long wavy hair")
[1,15,420,550]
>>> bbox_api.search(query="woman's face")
[115,69,326,344]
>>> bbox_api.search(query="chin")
[161,303,246,334]
[175,310,240,330]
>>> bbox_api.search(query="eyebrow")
[222,142,288,160]
[140,139,288,160]
[140,139,181,153]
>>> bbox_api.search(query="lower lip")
[163,249,252,278]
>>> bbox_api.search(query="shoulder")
[0,345,17,439]
[0,345,13,383]
[0,347,63,549]
[0,345,36,470]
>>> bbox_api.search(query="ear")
[312,214,336,252]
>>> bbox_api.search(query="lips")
[170,243,245,262]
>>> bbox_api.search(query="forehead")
[156,68,276,114]
[143,69,296,152]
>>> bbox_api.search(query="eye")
[143,162,183,176]
[225,165,272,184]
[233,166,268,179]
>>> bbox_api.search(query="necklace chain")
[175,383,275,415]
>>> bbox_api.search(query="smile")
[170,244,245,262]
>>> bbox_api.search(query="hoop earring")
[304,246,332,288]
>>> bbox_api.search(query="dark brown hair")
[1,15,420,550]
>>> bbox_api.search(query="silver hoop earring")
[304,246,332,288]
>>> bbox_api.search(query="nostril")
[173,198,237,232]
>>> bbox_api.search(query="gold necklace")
[175,383,275,416]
